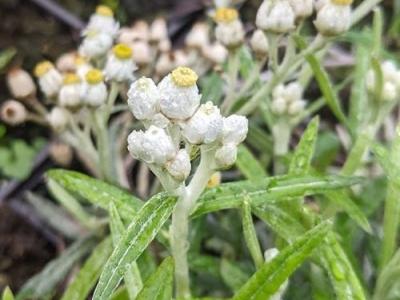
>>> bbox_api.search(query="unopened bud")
[128,77,160,120]
[314,1,352,36]
[202,43,228,65]
[165,149,191,181]
[256,0,296,33]
[47,107,69,132]
[221,115,248,145]
[215,143,238,168]
[1,100,27,126]
[250,30,269,59]
[288,0,313,19]
[49,142,73,167]
[150,18,168,42]
[207,172,222,188]
[6,68,36,99]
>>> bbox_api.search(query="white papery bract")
[85,5,119,37]
[256,0,296,33]
[271,81,306,116]
[366,60,400,102]
[288,0,313,19]
[182,101,223,144]
[215,143,238,168]
[58,74,82,109]
[215,19,245,48]
[158,71,201,120]
[79,31,114,59]
[314,1,351,36]
[34,62,63,98]
[131,41,152,66]
[0,100,27,126]
[128,77,160,120]
[221,115,249,145]
[81,69,107,107]
[149,113,170,128]
[127,125,176,165]
[185,22,210,49]
[104,44,137,82]
[7,68,36,99]
[150,18,168,42]
[47,107,69,132]
[202,43,228,65]
[250,29,269,58]
[166,149,191,180]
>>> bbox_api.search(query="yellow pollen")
[96,5,113,17]
[207,172,221,188]
[331,0,353,5]
[63,73,80,85]
[171,67,198,87]
[113,44,133,60]
[85,69,104,84]
[214,7,239,23]
[34,61,54,77]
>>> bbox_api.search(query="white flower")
[256,0,296,33]
[131,41,152,66]
[84,5,119,36]
[271,97,287,115]
[150,17,168,42]
[34,61,63,98]
[264,248,289,300]
[128,77,160,120]
[215,143,238,168]
[202,43,228,65]
[221,115,248,145]
[166,149,191,181]
[366,60,400,102]
[104,43,137,82]
[81,69,108,107]
[79,31,114,59]
[285,82,303,102]
[214,8,244,48]
[47,107,69,132]
[288,0,313,19]
[271,82,306,115]
[127,125,176,165]
[158,67,201,120]
[250,30,269,58]
[314,0,352,36]
[149,113,170,128]
[58,73,82,109]
[56,52,78,73]
[75,56,92,80]
[182,101,224,144]
[287,99,306,115]
[315,0,329,11]
[0,100,27,126]
[185,22,210,49]
[6,68,36,99]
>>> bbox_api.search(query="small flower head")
[131,41,152,66]
[79,31,114,59]
[288,0,313,19]
[214,7,239,23]
[104,43,137,82]
[314,0,352,36]
[58,73,82,109]
[202,43,228,65]
[158,67,201,120]
[47,107,69,132]
[215,11,244,48]
[1,100,27,126]
[150,17,168,42]
[271,82,306,116]
[215,143,238,168]
[221,115,249,145]
[127,125,176,165]
[84,5,119,36]
[166,149,191,181]
[82,69,107,107]
[366,60,400,102]
[256,0,296,33]
[34,61,63,97]
[185,22,210,49]
[7,68,36,99]
[128,77,160,120]
[182,101,224,144]
[56,52,79,73]
[250,30,269,59]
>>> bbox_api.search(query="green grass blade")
[233,222,330,300]
[61,238,113,300]
[220,259,249,293]
[92,193,177,300]
[236,145,267,181]
[136,257,174,300]
[2,287,14,300]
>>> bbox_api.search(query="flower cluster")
[127,67,248,183]
[366,61,400,102]
[213,7,245,49]
[271,82,307,117]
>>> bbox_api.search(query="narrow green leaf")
[47,169,142,221]
[236,145,267,181]
[93,193,177,300]
[238,46,256,78]
[136,257,174,300]
[17,237,95,300]
[2,287,14,300]
[108,202,126,246]
[233,222,330,300]
[220,259,249,293]
[61,238,113,300]
[192,175,363,217]
[0,48,16,70]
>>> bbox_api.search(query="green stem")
[351,0,384,26]
[221,49,240,114]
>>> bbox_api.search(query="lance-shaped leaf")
[92,193,177,300]
[136,257,174,300]
[2,287,14,300]
[233,221,330,300]
[61,238,113,300]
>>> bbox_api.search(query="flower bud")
[185,22,210,49]
[34,61,63,97]
[105,43,137,82]
[221,115,248,145]
[288,0,313,19]
[47,107,69,132]
[1,100,27,126]
[383,82,397,102]
[256,0,296,33]
[127,125,176,165]
[85,5,119,36]
[214,8,244,48]
[131,20,150,41]
[150,17,168,42]
[207,172,222,188]
[159,39,172,53]
[215,143,237,168]
[202,43,228,65]
[182,101,223,144]
[75,56,92,79]
[82,69,108,107]
[128,77,160,120]
[158,67,201,120]
[314,0,352,36]
[132,41,152,66]
[285,82,303,102]
[79,31,114,59]
[366,60,400,102]
[6,68,36,99]
[58,73,82,109]
[271,97,287,115]
[49,142,73,167]
[165,149,191,181]
[250,30,269,59]
[287,99,306,115]
[56,52,78,73]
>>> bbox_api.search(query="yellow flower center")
[113,44,133,60]
[207,172,221,188]
[214,7,239,23]
[34,61,54,77]
[171,67,198,87]
[85,69,104,84]
[96,5,113,17]
[63,73,80,85]
[331,0,353,5]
